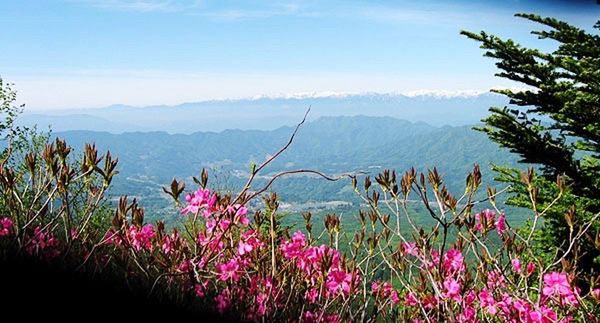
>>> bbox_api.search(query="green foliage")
[57,119,521,221]
[462,14,600,275]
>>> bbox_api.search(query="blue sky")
[1,0,598,110]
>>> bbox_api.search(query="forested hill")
[53,115,520,218]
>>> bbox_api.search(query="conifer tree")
[461,14,600,275]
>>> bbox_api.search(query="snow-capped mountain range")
[19,92,510,134]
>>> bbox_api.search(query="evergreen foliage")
[462,14,600,275]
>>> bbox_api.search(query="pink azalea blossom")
[495,214,507,234]
[487,270,506,289]
[194,280,208,298]
[458,306,476,322]
[177,259,193,272]
[478,289,498,315]
[591,288,600,300]
[161,231,180,254]
[540,306,558,322]
[216,258,240,281]
[280,230,307,259]
[218,218,231,231]
[25,226,60,259]
[215,288,231,314]
[372,281,399,305]
[542,272,579,306]
[405,292,418,307]
[443,278,462,302]
[325,268,353,297]
[237,229,264,256]
[103,229,122,246]
[322,313,341,323]
[305,288,319,303]
[512,258,522,273]
[69,228,79,240]
[464,290,477,305]
[128,224,155,251]
[254,292,269,319]
[197,229,224,252]
[401,242,419,256]
[180,188,217,217]
[422,294,439,310]
[226,204,249,226]
[302,311,340,323]
[542,272,573,297]
[474,209,495,232]
[443,248,465,274]
[390,290,400,305]
[0,217,14,237]
[529,310,543,322]
[302,311,319,323]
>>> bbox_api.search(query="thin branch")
[233,107,311,204]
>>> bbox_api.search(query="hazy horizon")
[2,0,598,110]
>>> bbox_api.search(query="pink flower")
[215,288,231,314]
[390,290,400,305]
[443,248,465,274]
[103,229,122,246]
[254,292,269,318]
[237,230,264,256]
[372,281,399,305]
[161,231,180,254]
[194,280,208,298]
[322,313,341,323]
[487,270,506,289]
[464,290,477,305]
[302,311,319,323]
[529,310,543,322]
[69,228,79,240]
[197,229,224,252]
[371,281,380,293]
[25,226,60,259]
[592,288,600,300]
[527,262,536,275]
[128,224,155,251]
[218,218,231,231]
[178,259,193,272]
[422,294,438,310]
[495,214,507,234]
[181,188,217,217]
[542,272,578,306]
[405,292,418,307]
[542,272,572,297]
[280,230,307,259]
[496,293,513,315]
[325,268,353,297]
[301,311,340,323]
[458,306,476,322]
[0,217,14,237]
[305,288,319,303]
[443,278,461,302]
[401,242,419,256]
[227,204,249,226]
[512,258,522,273]
[540,306,558,322]
[216,258,240,282]
[479,289,498,315]
[474,209,495,232]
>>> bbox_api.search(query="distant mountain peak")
[243,90,501,101]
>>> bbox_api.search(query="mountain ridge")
[21,93,508,134]
[51,115,519,218]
